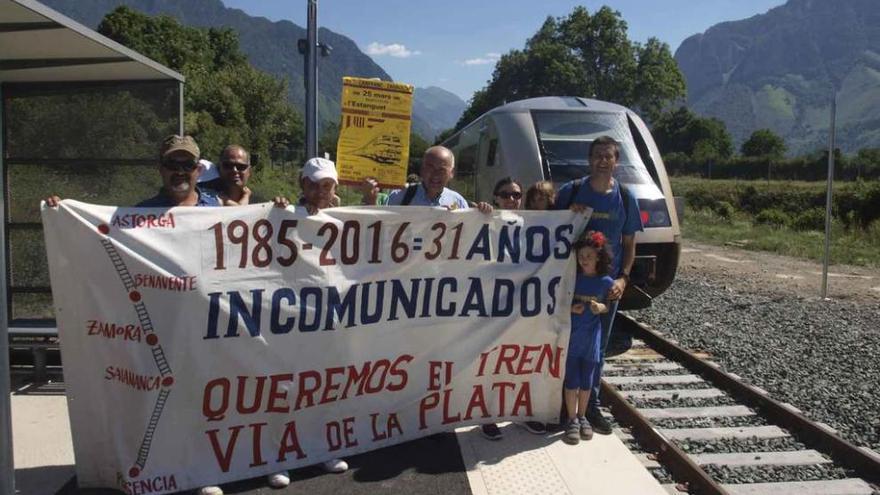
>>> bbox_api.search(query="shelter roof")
[0,0,183,83]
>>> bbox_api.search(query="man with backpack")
[385,146,470,208]
[554,135,643,436]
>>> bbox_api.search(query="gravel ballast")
[629,271,880,452]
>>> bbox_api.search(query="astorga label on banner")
[42,201,589,494]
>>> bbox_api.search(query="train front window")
[531,110,652,184]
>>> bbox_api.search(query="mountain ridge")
[40,0,465,140]
[674,0,880,154]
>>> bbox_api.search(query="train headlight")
[652,211,669,225]
[637,199,672,228]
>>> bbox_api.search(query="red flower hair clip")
[589,231,606,249]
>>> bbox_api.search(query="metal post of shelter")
[179,81,185,135]
[305,0,318,159]
[821,95,836,299]
[1,83,15,495]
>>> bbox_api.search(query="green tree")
[854,148,880,178]
[634,38,687,123]
[457,6,685,128]
[98,6,303,163]
[741,129,787,158]
[434,128,457,145]
[653,107,733,159]
[409,133,430,161]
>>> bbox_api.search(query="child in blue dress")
[563,231,614,445]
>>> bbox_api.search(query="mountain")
[41,0,462,140]
[674,0,880,154]
[413,87,467,138]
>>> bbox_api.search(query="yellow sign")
[336,77,413,188]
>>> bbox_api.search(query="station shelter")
[0,0,185,491]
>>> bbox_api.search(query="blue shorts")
[564,355,600,390]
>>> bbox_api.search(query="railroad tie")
[722,478,875,495]
[638,405,754,419]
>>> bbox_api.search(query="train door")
[474,117,501,202]
[446,117,482,201]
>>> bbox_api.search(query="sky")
[221,0,786,102]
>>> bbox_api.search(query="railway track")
[602,313,880,495]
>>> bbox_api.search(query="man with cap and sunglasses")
[137,135,221,207]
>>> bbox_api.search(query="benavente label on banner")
[41,201,589,494]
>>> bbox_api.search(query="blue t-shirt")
[555,178,643,277]
[385,184,469,209]
[137,187,221,207]
[569,274,615,360]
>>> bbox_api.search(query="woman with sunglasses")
[479,177,548,441]
[492,177,524,210]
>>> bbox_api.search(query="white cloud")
[365,42,421,58]
[462,52,501,66]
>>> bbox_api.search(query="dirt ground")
[678,240,880,305]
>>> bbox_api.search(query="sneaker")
[480,423,503,441]
[587,408,613,435]
[563,419,580,445]
[521,421,547,434]
[578,416,594,440]
[267,472,290,488]
[198,487,223,495]
[322,458,349,473]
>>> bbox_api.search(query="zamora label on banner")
[41,201,588,494]
[336,77,414,189]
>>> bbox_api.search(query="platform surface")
[458,422,668,495]
[11,379,666,495]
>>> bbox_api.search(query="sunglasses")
[161,159,198,173]
[496,191,522,200]
[221,161,251,172]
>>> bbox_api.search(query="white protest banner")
[41,201,588,494]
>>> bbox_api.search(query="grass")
[682,208,880,268]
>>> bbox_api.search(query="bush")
[712,201,735,220]
[791,208,826,231]
[671,178,880,231]
[755,209,791,227]
[684,187,719,211]
[662,152,880,182]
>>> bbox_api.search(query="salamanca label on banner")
[41,201,589,494]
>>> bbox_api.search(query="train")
[441,96,681,310]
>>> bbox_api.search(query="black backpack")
[400,184,419,206]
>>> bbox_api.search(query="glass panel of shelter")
[3,81,180,326]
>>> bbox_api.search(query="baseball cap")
[160,135,200,161]
[197,159,219,183]
[301,157,338,184]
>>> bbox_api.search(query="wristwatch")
[620,272,630,283]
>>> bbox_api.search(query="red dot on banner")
[98,224,110,235]
[162,376,174,387]
[146,334,158,346]
[129,467,140,478]
[129,291,141,302]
